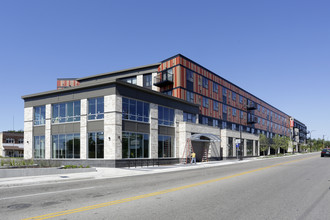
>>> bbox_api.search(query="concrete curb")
[0,167,96,178]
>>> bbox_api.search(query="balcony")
[247,101,257,110]
[247,115,258,124]
[154,70,173,87]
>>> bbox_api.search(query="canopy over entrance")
[190,133,221,142]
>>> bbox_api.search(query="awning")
[3,146,24,151]
[190,133,221,142]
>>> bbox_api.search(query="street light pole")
[309,130,315,152]
[240,122,243,160]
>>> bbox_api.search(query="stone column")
[80,99,87,159]
[175,109,183,158]
[244,139,247,156]
[137,75,143,87]
[222,137,228,158]
[45,104,51,159]
[233,138,237,157]
[104,94,122,159]
[24,107,33,159]
[152,72,160,92]
[150,103,158,158]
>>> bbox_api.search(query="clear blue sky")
[0,0,329,139]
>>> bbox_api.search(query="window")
[34,136,45,158]
[213,101,219,111]
[247,140,253,156]
[213,119,219,127]
[232,108,237,117]
[222,121,227,129]
[232,92,236,101]
[6,138,15,143]
[143,74,152,88]
[262,107,265,113]
[186,91,194,103]
[52,134,80,159]
[187,69,194,82]
[88,132,104,158]
[240,110,243,119]
[158,106,174,126]
[183,112,196,123]
[158,135,174,158]
[52,101,80,124]
[186,69,194,91]
[232,123,237,130]
[202,77,208,88]
[213,83,218,93]
[88,97,104,120]
[34,106,45,126]
[122,132,149,158]
[228,137,233,157]
[222,87,227,96]
[223,104,227,113]
[203,97,209,108]
[258,117,261,124]
[122,98,150,123]
[202,117,208,125]
[239,95,243,103]
[163,90,173,96]
[18,138,24,144]
[263,119,265,125]
[121,76,137,85]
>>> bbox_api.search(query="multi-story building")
[22,54,306,167]
[0,131,24,157]
[290,117,308,152]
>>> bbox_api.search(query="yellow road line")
[22,156,315,220]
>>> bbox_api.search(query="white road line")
[0,187,95,201]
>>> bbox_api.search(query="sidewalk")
[0,158,259,188]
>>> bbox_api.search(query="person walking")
[191,151,196,164]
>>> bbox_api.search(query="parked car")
[321,148,330,157]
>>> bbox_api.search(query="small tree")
[272,134,282,155]
[280,136,290,154]
[259,134,269,156]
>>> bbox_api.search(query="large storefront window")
[52,134,80,159]
[52,101,80,124]
[88,97,104,120]
[88,132,104,158]
[34,136,45,158]
[158,135,174,158]
[158,106,174,126]
[255,140,259,156]
[227,137,233,157]
[122,98,149,123]
[122,132,149,158]
[34,106,45,126]
[247,140,253,156]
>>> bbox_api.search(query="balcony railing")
[247,115,258,124]
[247,101,257,110]
[154,71,173,87]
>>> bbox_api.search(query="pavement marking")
[22,156,315,220]
[0,187,95,201]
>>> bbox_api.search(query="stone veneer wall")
[24,107,33,159]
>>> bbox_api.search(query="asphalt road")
[1,153,329,220]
